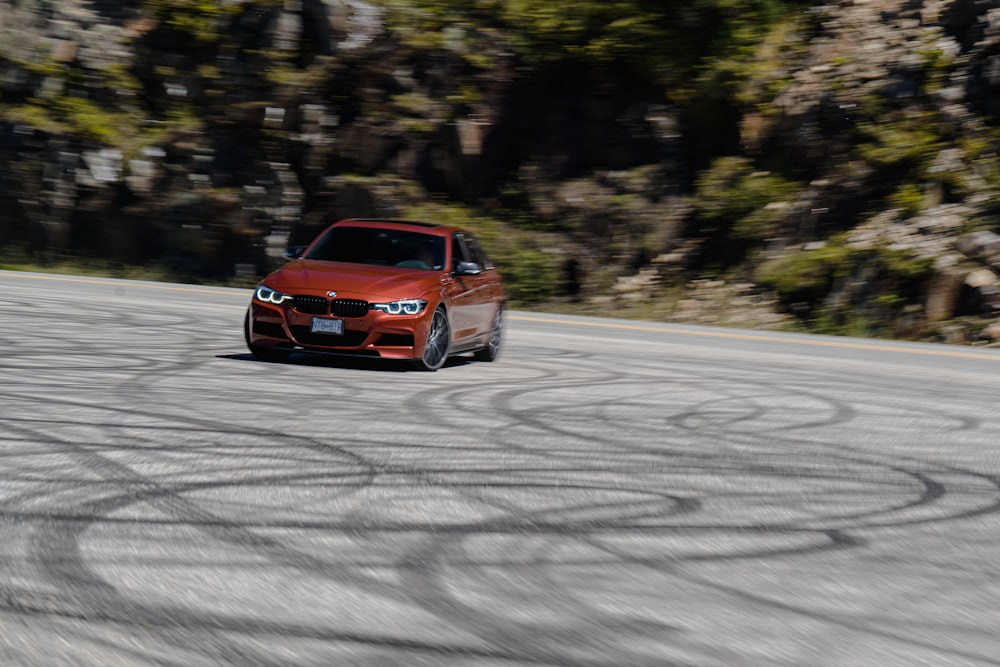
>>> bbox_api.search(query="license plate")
[310,317,344,335]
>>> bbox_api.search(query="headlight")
[372,298,428,315]
[254,285,292,305]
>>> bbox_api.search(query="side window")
[451,234,468,271]
[464,235,493,270]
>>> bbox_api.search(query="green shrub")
[857,112,942,169]
[758,239,934,334]
[694,157,799,238]
[889,183,923,218]
[143,0,245,42]
[689,156,800,268]
[880,246,934,283]
[756,238,854,304]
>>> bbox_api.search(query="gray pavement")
[1,270,999,666]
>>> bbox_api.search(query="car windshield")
[305,226,446,271]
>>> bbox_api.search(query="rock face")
[0,0,682,281]
[758,0,1000,341]
[0,0,392,275]
[2,0,1000,341]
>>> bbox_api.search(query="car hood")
[266,259,443,300]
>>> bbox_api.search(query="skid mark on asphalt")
[1,274,1000,665]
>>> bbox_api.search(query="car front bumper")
[247,300,432,360]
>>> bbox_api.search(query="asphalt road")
[2,270,1000,666]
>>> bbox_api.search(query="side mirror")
[284,246,306,259]
[454,261,483,276]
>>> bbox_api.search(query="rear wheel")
[415,306,450,371]
[474,304,503,362]
[244,310,290,363]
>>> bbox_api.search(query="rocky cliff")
[2,0,1000,341]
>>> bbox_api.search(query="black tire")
[244,310,290,363]
[473,303,503,362]
[415,306,451,371]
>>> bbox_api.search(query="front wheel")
[474,304,503,362]
[414,306,451,371]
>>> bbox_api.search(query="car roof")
[331,218,462,236]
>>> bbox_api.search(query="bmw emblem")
[327,291,338,298]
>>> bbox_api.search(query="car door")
[461,233,500,335]
[442,233,480,342]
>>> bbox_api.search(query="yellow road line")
[510,314,1000,361]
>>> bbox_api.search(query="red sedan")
[245,218,505,370]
